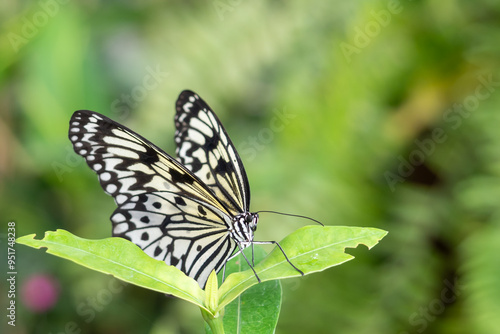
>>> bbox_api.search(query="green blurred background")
[2,0,500,333]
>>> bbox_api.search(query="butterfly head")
[231,212,259,247]
[245,212,258,232]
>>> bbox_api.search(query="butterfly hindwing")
[112,191,235,285]
[69,110,237,287]
[175,91,251,215]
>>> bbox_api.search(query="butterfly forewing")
[175,91,251,215]
[69,110,237,287]
[70,112,215,206]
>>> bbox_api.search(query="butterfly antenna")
[256,210,324,226]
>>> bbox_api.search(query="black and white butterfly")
[68,90,303,288]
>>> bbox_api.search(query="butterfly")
[68,90,303,288]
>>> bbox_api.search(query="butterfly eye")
[245,215,253,223]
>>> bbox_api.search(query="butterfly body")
[69,90,300,288]
[230,212,259,248]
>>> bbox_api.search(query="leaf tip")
[368,229,389,249]
[16,233,41,244]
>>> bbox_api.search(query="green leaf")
[462,223,500,334]
[205,270,220,314]
[218,226,388,310]
[208,247,282,334]
[17,229,207,311]
[202,271,225,334]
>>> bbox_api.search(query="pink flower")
[21,274,60,313]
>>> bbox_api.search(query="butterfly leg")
[251,243,255,266]
[238,245,261,283]
[223,248,243,282]
[224,244,261,283]
[222,263,227,283]
[253,240,304,276]
[226,247,243,263]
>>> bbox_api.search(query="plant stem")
[201,308,224,334]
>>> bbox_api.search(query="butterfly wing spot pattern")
[69,90,303,288]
